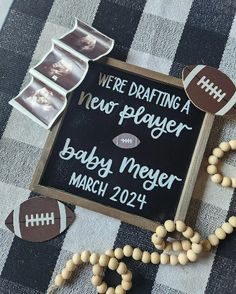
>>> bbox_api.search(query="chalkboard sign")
[31,58,214,231]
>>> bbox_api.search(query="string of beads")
[207,140,236,187]
[47,216,236,294]
[47,140,236,293]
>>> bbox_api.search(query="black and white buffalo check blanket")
[0,0,236,293]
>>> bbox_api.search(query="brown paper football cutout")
[182,65,236,116]
[5,196,75,242]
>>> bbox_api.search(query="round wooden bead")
[97,282,108,294]
[105,249,115,257]
[191,243,203,254]
[175,220,186,232]
[190,232,201,243]
[106,288,115,294]
[207,165,217,175]
[172,241,182,252]
[208,234,219,246]
[182,226,194,238]
[66,259,76,271]
[151,252,160,264]
[211,173,223,184]
[215,228,226,240]
[90,253,100,265]
[164,220,175,232]
[213,147,224,158]
[81,250,91,263]
[200,240,212,251]
[231,178,236,188]
[151,233,157,244]
[222,222,234,234]
[221,176,232,187]
[229,140,236,150]
[187,250,197,262]
[115,285,126,294]
[132,248,143,261]
[151,233,163,245]
[123,245,133,257]
[181,240,191,251]
[93,264,103,276]
[170,255,178,265]
[219,142,231,152]
[99,254,110,267]
[92,275,102,286]
[117,262,128,275]
[160,253,169,264]
[108,258,119,270]
[121,280,132,291]
[164,242,172,252]
[141,251,151,264]
[154,241,165,250]
[156,225,167,238]
[72,253,81,265]
[114,248,124,260]
[178,253,188,265]
[54,274,65,287]
[61,268,71,280]
[208,155,219,165]
[229,216,236,227]
[122,270,132,282]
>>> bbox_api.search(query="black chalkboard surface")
[31,58,213,231]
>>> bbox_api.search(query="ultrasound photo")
[15,79,65,126]
[36,45,88,91]
[60,19,114,60]
[9,18,114,129]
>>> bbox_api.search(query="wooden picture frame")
[30,57,214,232]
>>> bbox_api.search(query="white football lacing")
[25,212,55,227]
[121,138,133,144]
[197,75,226,102]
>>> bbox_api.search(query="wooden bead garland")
[207,140,236,187]
[47,216,236,294]
[47,144,236,294]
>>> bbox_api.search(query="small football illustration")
[5,196,75,242]
[182,65,236,116]
[113,133,141,149]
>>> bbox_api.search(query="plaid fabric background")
[0,0,236,293]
